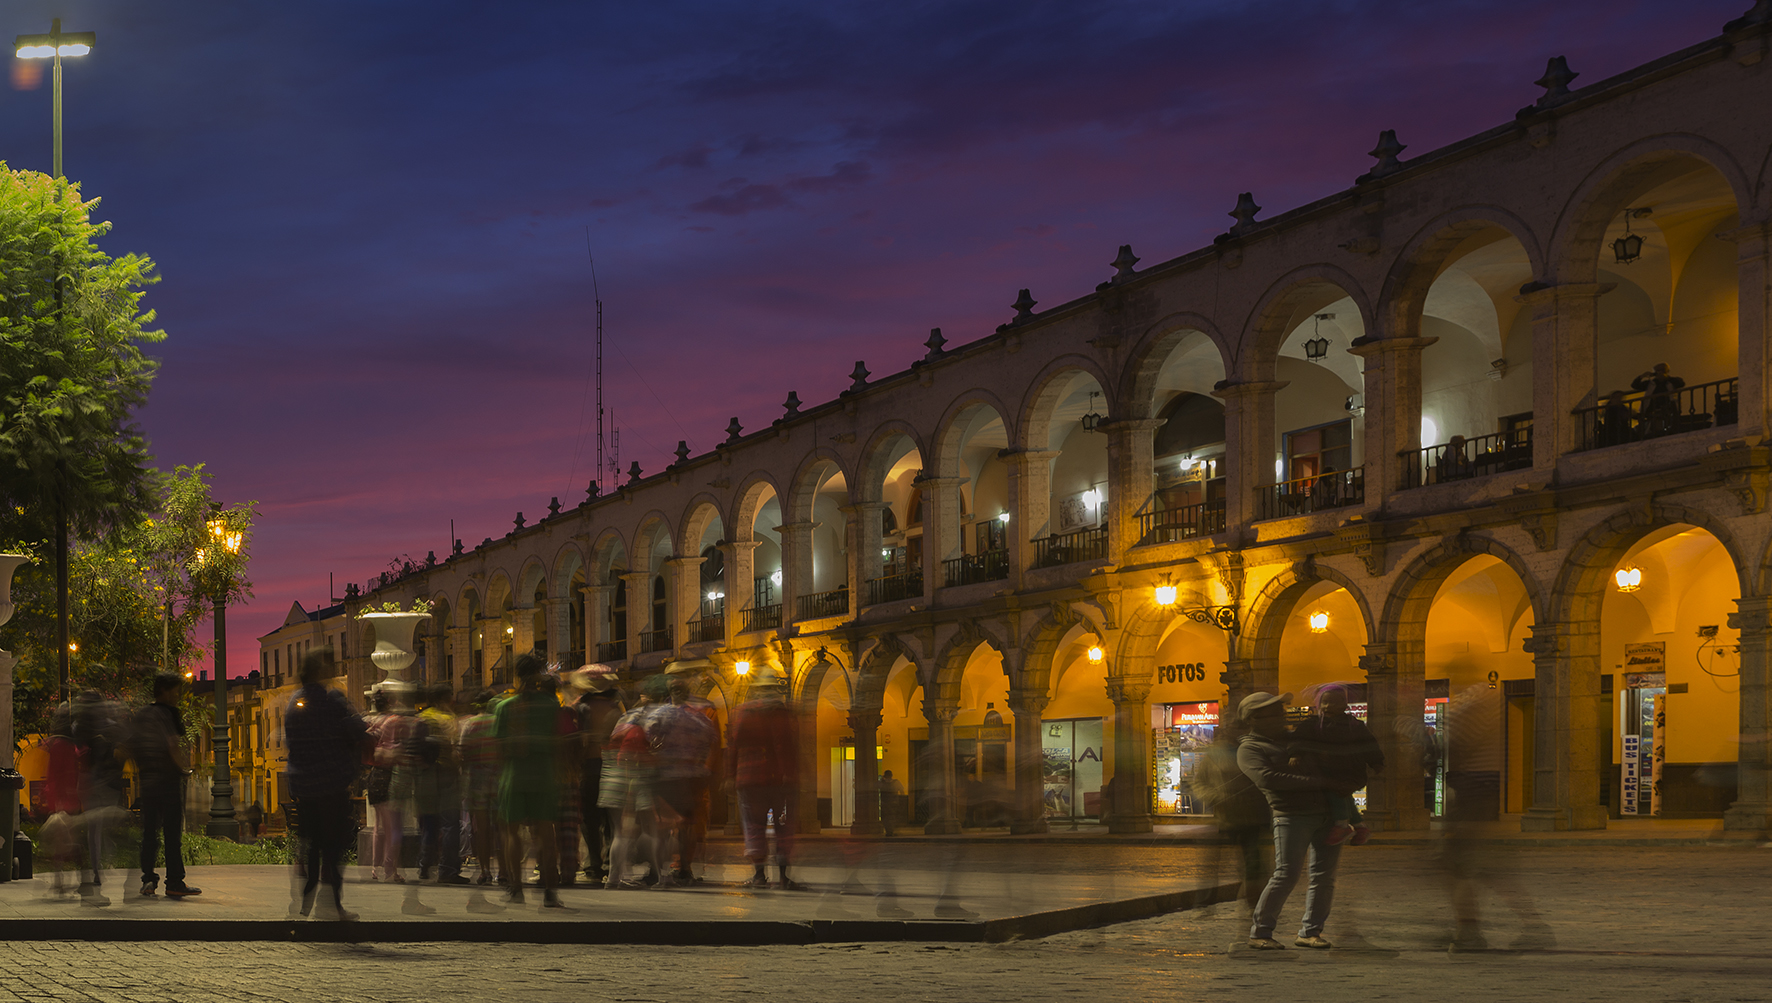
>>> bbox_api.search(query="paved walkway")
[0,845,1765,1002]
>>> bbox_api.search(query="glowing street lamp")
[13,19,95,178]
[203,517,243,839]
[1615,567,1643,593]
[734,660,752,676]
[1153,583,1178,607]
[1086,645,1105,665]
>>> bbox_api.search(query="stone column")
[510,605,536,658]
[544,597,573,664]
[1219,657,1258,711]
[1212,380,1286,529]
[1006,689,1050,834]
[1001,448,1060,584]
[918,474,967,598]
[793,698,821,835]
[1104,676,1154,834]
[1726,596,1772,830]
[844,502,888,608]
[666,555,703,653]
[1347,336,1434,500]
[722,539,761,639]
[0,648,15,770]
[848,700,885,835]
[1520,283,1607,465]
[1099,419,1163,561]
[775,521,817,626]
[444,626,469,688]
[1722,220,1769,438]
[1361,643,1429,831]
[921,698,962,834]
[583,584,613,659]
[621,571,651,660]
[1521,621,1608,831]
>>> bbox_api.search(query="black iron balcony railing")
[744,603,782,632]
[1573,377,1737,451]
[595,639,626,662]
[1401,426,1533,489]
[688,613,724,644]
[1256,467,1365,521]
[943,548,1008,588]
[1031,526,1108,568]
[795,588,848,621]
[640,627,672,653]
[1135,501,1226,546]
[866,570,924,605]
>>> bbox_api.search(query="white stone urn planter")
[0,554,26,630]
[361,611,431,683]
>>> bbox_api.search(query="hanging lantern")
[1304,313,1333,362]
[1613,208,1649,265]
[1615,567,1643,593]
[1081,391,1103,432]
[1308,611,1330,633]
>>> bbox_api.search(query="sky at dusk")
[0,0,1744,675]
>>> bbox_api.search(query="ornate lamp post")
[200,519,243,840]
[0,555,30,880]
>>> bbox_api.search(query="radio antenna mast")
[588,242,605,495]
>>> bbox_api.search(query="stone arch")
[929,389,1016,479]
[589,527,628,582]
[1548,134,1755,284]
[732,472,784,543]
[1553,502,1755,623]
[928,626,1008,706]
[1378,206,1548,341]
[677,494,725,556]
[856,421,928,504]
[516,556,549,604]
[1239,263,1375,379]
[1020,356,1116,450]
[1379,533,1549,642]
[784,448,851,523]
[632,512,675,571]
[856,634,919,698]
[550,542,585,599]
[1120,313,1236,420]
[1240,560,1377,666]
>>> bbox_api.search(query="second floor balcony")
[796,588,848,621]
[744,603,782,632]
[1257,468,1365,521]
[867,569,924,605]
[943,549,1007,588]
[1574,377,1737,451]
[596,639,625,663]
[1032,526,1107,568]
[640,627,672,654]
[1401,425,1533,489]
[1135,500,1225,546]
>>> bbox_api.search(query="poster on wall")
[1651,693,1666,817]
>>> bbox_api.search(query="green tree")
[0,166,164,699]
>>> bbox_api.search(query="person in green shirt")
[494,652,574,908]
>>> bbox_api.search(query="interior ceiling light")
[1615,567,1643,592]
[1308,611,1329,633]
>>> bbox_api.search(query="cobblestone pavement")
[0,846,1764,1001]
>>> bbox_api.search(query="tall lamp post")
[201,519,242,840]
[13,19,96,178]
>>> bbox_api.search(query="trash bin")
[0,769,24,881]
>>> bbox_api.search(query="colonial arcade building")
[331,11,1772,836]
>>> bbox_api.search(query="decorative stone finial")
[1727,0,1772,30]
[849,361,870,391]
[452,538,464,556]
[1365,130,1406,179]
[547,497,561,518]
[1534,56,1578,107]
[674,440,691,465]
[1228,193,1261,236]
[782,391,802,418]
[345,582,360,599]
[725,417,743,443]
[1110,245,1140,283]
[513,512,526,531]
[924,327,947,360]
[627,460,643,485]
[480,537,493,550]
[425,550,437,566]
[585,479,600,501]
[1011,289,1037,321]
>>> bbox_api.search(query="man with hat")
[570,665,624,884]
[1236,690,1339,950]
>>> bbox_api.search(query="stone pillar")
[776,521,816,625]
[918,474,967,598]
[544,597,573,664]
[510,605,536,658]
[1001,448,1060,583]
[1722,220,1770,438]
[1361,643,1429,831]
[1726,596,1772,830]
[1219,657,1258,711]
[793,698,821,835]
[1520,283,1606,465]
[444,626,469,688]
[848,700,885,835]
[0,648,15,770]
[583,584,613,659]
[921,698,962,834]
[845,502,887,608]
[1006,689,1050,834]
[1347,337,1434,500]
[722,539,761,639]
[621,572,651,659]
[1104,676,1153,834]
[1212,381,1286,530]
[666,555,703,654]
[1100,419,1162,561]
[1521,621,1608,831]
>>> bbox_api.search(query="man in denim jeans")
[1236,690,1339,950]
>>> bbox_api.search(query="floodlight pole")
[51,19,62,178]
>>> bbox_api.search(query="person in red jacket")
[726,667,802,889]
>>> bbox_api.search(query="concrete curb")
[0,882,1243,945]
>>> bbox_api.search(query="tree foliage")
[0,166,163,543]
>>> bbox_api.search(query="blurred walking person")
[370,684,419,882]
[1196,711,1270,915]
[1237,691,1338,950]
[1292,683,1383,846]
[601,676,665,889]
[71,690,125,906]
[572,666,623,884]
[457,688,501,885]
[652,672,717,883]
[728,667,802,889]
[39,707,81,897]
[129,673,200,900]
[285,648,369,920]
[496,653,572,907]
[416,683,467,884]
